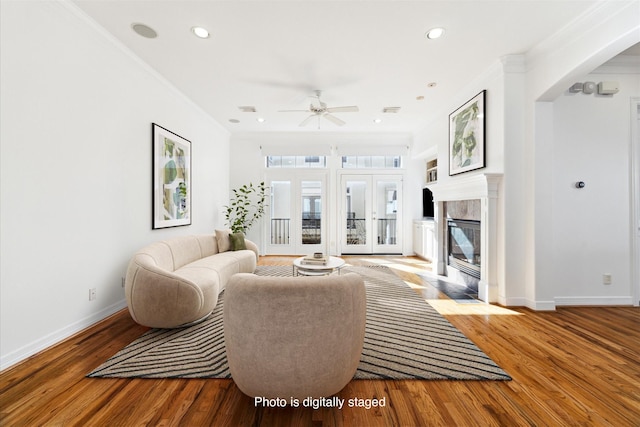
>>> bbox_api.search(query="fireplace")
[425,173,502,303]
[447,219,481,279]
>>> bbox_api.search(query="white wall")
[526,0,640,308]
[546,72,639,305]
[0,1,230,369]
[413,61,506,182]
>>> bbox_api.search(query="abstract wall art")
[152,123,191,229]
[449,90,486,176]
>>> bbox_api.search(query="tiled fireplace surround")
[426,173,503,303]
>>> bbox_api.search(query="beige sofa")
[125,233,258,328]
[223,272,366,399]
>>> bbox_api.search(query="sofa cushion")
[215,229,232,252]
[219,249,257,274]
[171,267,220,308]
[136,242,176,271]
[178,251,249,292]
[195,234,219,257]
[128,266,209,328]
[164,235,205,270]
[230,232,246,251]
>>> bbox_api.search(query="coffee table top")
[293,256,345,271]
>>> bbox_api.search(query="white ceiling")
[73,0,606,134]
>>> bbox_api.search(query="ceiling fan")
[279,90,359,128]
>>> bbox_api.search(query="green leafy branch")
[223,182,267,234]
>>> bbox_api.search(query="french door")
[340,174,402,254]
[264,172,327,255]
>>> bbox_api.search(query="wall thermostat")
[582,82,596,94]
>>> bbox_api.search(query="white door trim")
[630,98,640,306]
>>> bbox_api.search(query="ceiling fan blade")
[278,109,311,113]
[299,114,317,127]
[326,106,359,113]
[323,113,345,126]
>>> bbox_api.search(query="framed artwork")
[449,90,486,176]
[152,123,191,229]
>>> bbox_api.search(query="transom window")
[341,156,402,169]
[266,156,327,168]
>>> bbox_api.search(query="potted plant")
[223,181,267,234]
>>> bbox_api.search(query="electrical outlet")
[89,288,97,301]
[603,274,612,285]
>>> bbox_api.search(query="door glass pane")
[346,180,367,245]
[270,181,290,244]
[301,181,321,245]
[377,181,398,245]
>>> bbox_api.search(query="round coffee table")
[293,256,346,276]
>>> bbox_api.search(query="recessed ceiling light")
[229,119,240,124]
[191,26,210,39]
[416,95,425,101]
[427,82,437,88]
[425,27,445,39]
[373,119,383,124]
[256,117,266,123]
[131,23,157,39]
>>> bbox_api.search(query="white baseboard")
[0,299,127,372]
[529,300,557,311]
[504,296,633,311]
[501,296,529,307]
[554,296,634,306]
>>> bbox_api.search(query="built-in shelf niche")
[426,158,438,183]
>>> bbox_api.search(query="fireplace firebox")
[447,219,481,279]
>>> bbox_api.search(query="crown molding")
[501,55,526,74]
[526,0,638,72]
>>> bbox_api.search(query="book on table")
[301,255,328,265]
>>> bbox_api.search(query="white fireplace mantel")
[425,173,504,304]
[426,173,502,203]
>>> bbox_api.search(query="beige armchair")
[223,272,366,400]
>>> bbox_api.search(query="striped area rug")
[87,265,510,381]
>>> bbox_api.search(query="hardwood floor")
[1,256,639,426]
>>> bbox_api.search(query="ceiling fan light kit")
[279,90,359,129]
